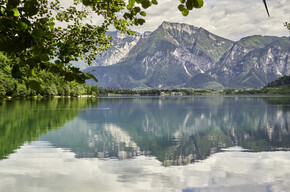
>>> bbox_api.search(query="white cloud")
[54,0,289,40]
[130,0,290,40]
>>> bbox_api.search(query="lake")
[0,96,290,192]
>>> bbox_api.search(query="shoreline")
[2,94,290,101]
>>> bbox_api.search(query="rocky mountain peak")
[160,21,199,35]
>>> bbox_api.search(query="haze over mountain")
[82,22,290,89]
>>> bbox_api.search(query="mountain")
[83,22,290,89]
[210,36,290,88]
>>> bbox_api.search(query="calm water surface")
[0,96,290,192]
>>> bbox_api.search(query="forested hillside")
[266,75,290,87]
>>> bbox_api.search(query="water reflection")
[39,96,290,166]
[0,98,98,159]
[1,96,290,192]
[1,141,290,192]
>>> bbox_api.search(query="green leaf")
[0,7,5,14]
[152,0,158,5]
[140,11,146,16]
[127,4,133,10]
[40,18,49,24]
[133,6,141,13]
[123,12,132,19]
[38,77,43,84]
[141,0,151,9]
[179,0,185,3]
[31,69,36,77]
[18,21,28,30]
[136,18,145,25]
[182,9,189,16]
[49,22,55,30]
[32,28,44,39]
[23,0,38,16]
[86,73,98,82]
[186,0,193,10]
[193,0,203,8]
[81,0,91,6]
[11,8,19,16]
[178,4,185,11]
[129,0,135,7]
[39,53,49,61]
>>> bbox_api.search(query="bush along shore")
[1,84,290,100]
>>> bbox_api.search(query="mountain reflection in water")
[38,96,290,166]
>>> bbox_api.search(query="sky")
[59,0,289,41]
[129,0,290,40]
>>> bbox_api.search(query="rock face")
[210,36,290,88]
[73,31,149,69]
[83,22,290,89]
[93,31,150,66]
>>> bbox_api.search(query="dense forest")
[0,52,97,98]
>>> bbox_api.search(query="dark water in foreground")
[0,96,290,192]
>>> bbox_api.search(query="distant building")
[171,92,183,96]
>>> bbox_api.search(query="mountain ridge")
[83,22,290,89]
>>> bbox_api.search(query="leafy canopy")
[0,0,270,90]
[285,22,290,32]
[1,0,140,89]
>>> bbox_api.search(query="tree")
[0,0,270,90]
[63,84,71,96]
[14,84,28,98]
[70,81,85,96]
[0,84,5,99]
[0,77,15,96]
[43,84,58,97]
[0,52,11,75]
[1,0,135,89]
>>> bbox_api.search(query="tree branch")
[263,0,270,17]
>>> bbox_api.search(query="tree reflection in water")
[0,98,99,159]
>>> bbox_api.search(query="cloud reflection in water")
[0,141,289,192]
